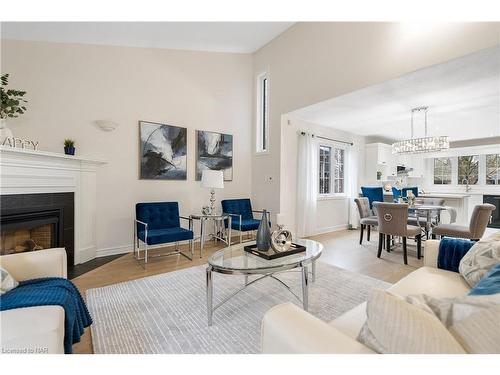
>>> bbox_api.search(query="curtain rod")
[299,131,354,146]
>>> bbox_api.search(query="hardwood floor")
[72,228,424,354]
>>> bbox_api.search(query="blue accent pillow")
[469,263,500,296]
[438,238,475,273]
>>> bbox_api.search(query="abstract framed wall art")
[196,130,233,181]
[139,121,187,180]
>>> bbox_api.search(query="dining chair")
[354,197,378,244]
[391,187,402,202]
[373,202,422,265]
[432,203,496,241]
[360,186,384,210]
[402,186,419,197]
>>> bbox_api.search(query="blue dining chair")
[221,198,271,244]
[391,187,402,202]
[134,202,194,266]
[360,187,384,210]
[402,187,419,198]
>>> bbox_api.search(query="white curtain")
[347,144,360,228]
[296,132,318,237]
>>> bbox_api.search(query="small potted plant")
[64,139,76,155]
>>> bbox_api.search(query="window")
[486,154,500,185]
[458,155,479,185]
[433,157,452,184]
[319,145,345,195]
[319,146,331,194]
[256,73,268,153]
[333,148,345,194]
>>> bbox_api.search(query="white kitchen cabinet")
[365,143,394,182]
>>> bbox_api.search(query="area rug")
[86,261,390,353]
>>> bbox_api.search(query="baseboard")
[96,244,133,258]
[311,224,348,236]
[76,245,97,264]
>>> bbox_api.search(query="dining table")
[408,204,448,236]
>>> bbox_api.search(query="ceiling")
[290,46,500,142]
[0,22,294,53]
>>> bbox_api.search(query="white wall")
[1,40,253,256]
[251,22,500,216]
[280,117,366,234]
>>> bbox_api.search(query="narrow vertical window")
[256,73,268,153]
[319,145,332,195]
[333,148,345,194]
[486,154,500,185]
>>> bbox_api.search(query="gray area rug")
[86,261,390,354]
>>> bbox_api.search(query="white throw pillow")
[0,267,19,295]
[357,289,465,354]
[459,238,500,288]
[406,293,500,354]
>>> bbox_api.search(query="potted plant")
[64,139,76,155]
[0,73,27,139]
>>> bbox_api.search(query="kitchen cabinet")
[365,143,394,182]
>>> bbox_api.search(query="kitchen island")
[419,193,470,224]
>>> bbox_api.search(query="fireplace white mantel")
[0,146,106,264]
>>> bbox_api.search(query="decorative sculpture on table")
[270,225,292,253]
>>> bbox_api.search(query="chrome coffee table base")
[206,261,316,326]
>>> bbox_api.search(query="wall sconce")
[94,120,119,132]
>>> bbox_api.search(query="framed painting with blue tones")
[196,130,233,181]
[139,121,187,180]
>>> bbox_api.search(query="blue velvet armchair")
[221,198,270,244]
[134,202,194,265]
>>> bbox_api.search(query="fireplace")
[484,195,500,229]
[0,193,74,269]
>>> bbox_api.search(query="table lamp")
[201,170,224,214]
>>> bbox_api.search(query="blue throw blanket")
[0,277,92,354]
[438,238,475,273]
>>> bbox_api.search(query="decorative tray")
[243,243,306,260]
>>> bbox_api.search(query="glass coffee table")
[206,238,323,326]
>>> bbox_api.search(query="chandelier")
[392,106,449,154]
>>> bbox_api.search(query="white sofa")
[1,248,67,354]
[261,240,472,353]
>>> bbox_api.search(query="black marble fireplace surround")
[1,192,74,270]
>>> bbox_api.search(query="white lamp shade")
[201,170,224,189]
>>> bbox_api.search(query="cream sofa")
[261,240,472,353]
[0,248,67,354]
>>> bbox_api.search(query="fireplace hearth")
[0,193,74,270]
